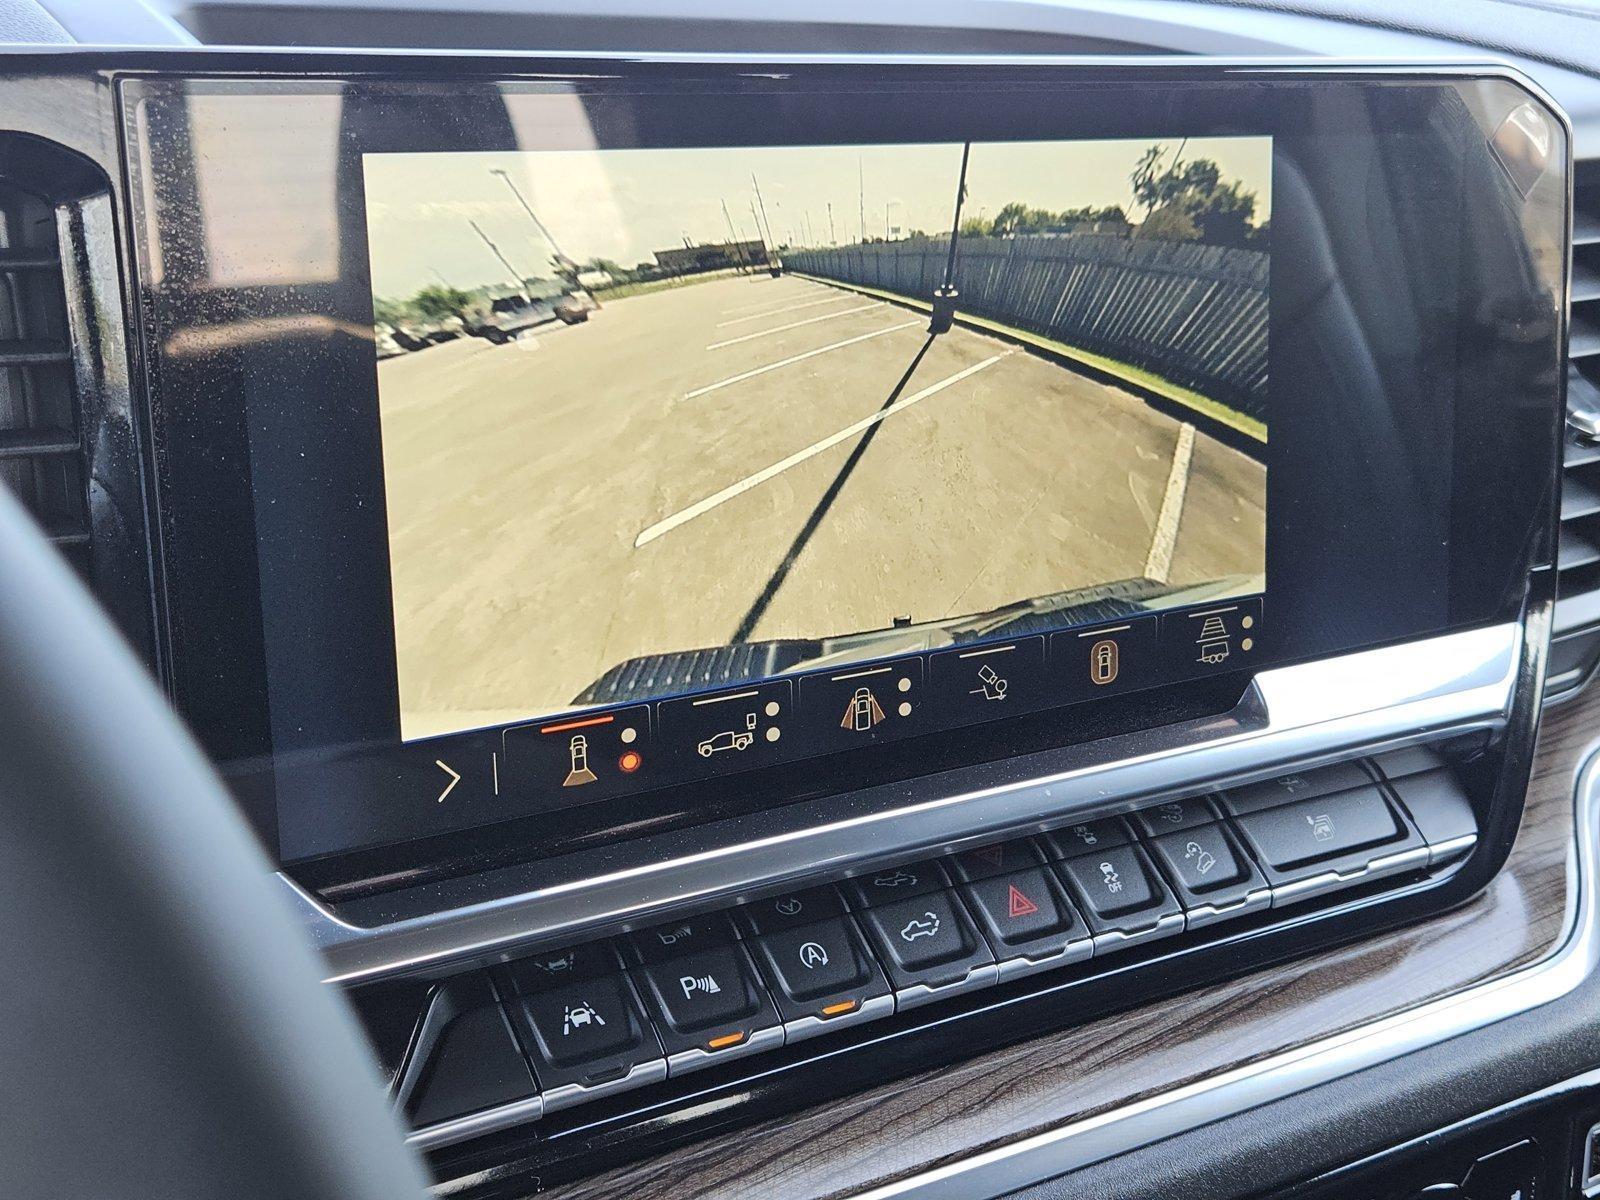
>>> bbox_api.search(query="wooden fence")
[786,234,1268,421]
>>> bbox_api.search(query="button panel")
[1039,817,1132,859]
[843,859,949,905]
[1146,822,1271,926]
[752,917,892,1039]
[855,888,997,1003]
[389,749,1477,1147]
[928,637,1050,725]
[1129,794,1219,838]
[959,868,1093,980]
[948,838,1042,883]
[737,885,849,936]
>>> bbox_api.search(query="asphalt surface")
[376,273,1266,738]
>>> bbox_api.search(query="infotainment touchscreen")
[362,137,1271,745]
[121,66,1565,869]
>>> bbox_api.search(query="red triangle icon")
[1007,884,1040,919]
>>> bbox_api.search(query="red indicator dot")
[618,750,642,773]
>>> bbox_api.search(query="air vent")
[0,175,87,575]
[1551,167,1600,691]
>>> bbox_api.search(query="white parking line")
[1143,421,1195,583]
[638,352,1010,547]
[715,295,855,327]
[706,302,883,350]
[719,284,828,317]
[682,320,922,401]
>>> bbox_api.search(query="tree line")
[955,142,1266,249]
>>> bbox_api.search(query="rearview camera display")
[364,136,1270,742]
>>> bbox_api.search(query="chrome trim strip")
[894,964,1001,1012]
[666,1025,786,1077]
[1089,910,1187,955]
[1269,845,1434,908]
[404,1094,543,1151]
[783,993,897,1043]
[847,736,1600,1200]
[1182,885,1272,930]
[541,1060,667,1114]
[994,937,1095,985]
[284,624,1521,985]
[1429,833,1480,866]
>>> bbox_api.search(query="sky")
[363,135,1272,300]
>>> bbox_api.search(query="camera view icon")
[562,734,598,788]
[1089,638,1120,686]
[969,662,1009,702]
[678,688,785,761]
[1196,616,1231,664]
[697,711,757,757]
[1186,605,1257,666]
[841,686,887,732]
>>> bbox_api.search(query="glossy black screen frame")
[118,59,1566,887]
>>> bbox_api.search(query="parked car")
[467,293,557,343]
[553,289,598,324]
[374,324,406,359]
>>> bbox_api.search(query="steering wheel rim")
[0,483,430,1199]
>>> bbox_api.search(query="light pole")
[929,142,972,336]
[720,199,748,272]
[489,167,575,275]
[751,174,781,276]
[467,219,526,292]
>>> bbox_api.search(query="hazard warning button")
[958,868,1084,958]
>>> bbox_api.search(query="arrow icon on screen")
[434,760,461,804]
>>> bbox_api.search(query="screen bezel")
[116,58,1566,892]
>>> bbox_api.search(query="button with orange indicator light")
[752,915,891,1026]
[630,942,782,1072]
[502,703,652,801]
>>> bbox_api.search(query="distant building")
[653,240,768,274]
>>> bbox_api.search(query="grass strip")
[592,267,748,303]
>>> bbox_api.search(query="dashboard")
[7,4,1600,1200]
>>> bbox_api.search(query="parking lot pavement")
[376,273,1266,737]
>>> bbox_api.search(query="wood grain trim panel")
[540,692,1591,1200]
